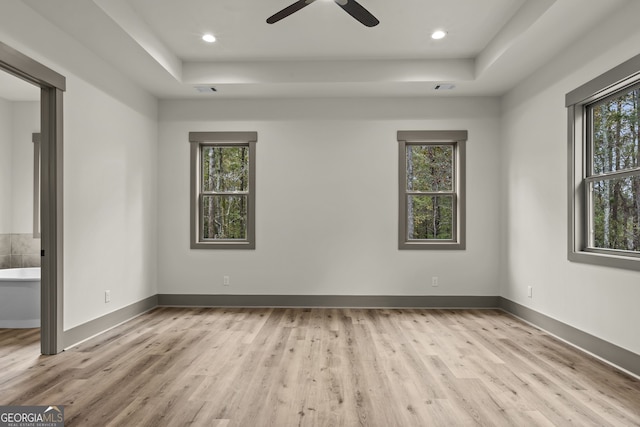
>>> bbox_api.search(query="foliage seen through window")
[201,146,249,240]
[588,86,640,252]
[406,145,454,240]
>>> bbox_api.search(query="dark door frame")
[0,41,65,355]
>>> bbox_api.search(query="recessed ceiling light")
[431,30,447,40]
[202,34,216,43]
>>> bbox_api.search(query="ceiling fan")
[267,0,379,27]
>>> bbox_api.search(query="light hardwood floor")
[1,308,639,426]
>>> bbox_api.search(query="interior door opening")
[0,41,65,355]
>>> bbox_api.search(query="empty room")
[1,0,639,425]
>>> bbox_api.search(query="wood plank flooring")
[1,308,639,426]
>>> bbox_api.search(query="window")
[189,132,257,249]
[398,130,466,250]
[567,53,640,270]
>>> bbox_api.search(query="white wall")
[10,101,39,233]
[0,98,11,233]
[158,97,502,296]
[0,100,38,235]
[63,77,158,329]
[0,1,159,330]
[501,1,640,355]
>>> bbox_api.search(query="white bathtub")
[0,267,40,328]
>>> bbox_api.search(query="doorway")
[0,41,65,355]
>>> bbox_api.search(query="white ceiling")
[12,0,630,99]
[127,0,525,61]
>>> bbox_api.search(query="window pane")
[202,195,248,240]
[407,195,453,240]
[591,174,640,251]
[407,145,453,192]
[590,87,640,175]
[202,146,249,192]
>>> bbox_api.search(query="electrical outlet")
[432,276,439,287]
[223,276,230,286]
[527,286,533,298]
[105,290,111,303]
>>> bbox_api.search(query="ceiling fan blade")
[334,0,379,27]
[267,0,316,24]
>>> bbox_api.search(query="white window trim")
[566,53,640,270]
[189,131,257,249]
[397,130,467,250]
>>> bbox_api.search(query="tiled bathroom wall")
[0,233,40,269]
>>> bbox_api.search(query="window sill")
[191,241,255,250]
[399,241,465,250]
[568,249,640,271]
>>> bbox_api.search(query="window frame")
[397,130,467,250]
[189,132,257,249]
[566,52,640,270]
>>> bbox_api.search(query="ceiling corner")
[475,0,557,78]
[92,0,183,82]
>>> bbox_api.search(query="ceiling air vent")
[195,86,217,93]
[434,84,455,90]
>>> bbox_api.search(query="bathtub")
[0,267,40,328]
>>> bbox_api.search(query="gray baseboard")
[157,294,499,308]
[63,295,158,349]
[60,293,639,378]
[498,297,640,377]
